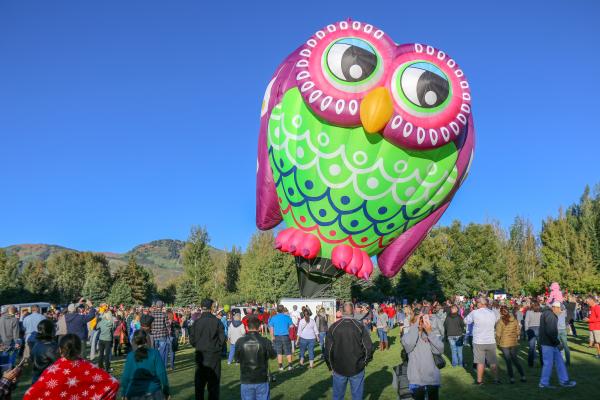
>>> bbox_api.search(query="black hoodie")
[539,308,560,347]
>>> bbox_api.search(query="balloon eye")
[397,62,450,112]
[325,38,379,84]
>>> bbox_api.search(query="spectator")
[120,330,170,400]
[565,296,577,337]
[538,302,576,388]
[234,315,276,400]
[315,308,328,360]
[30,319,59,384]
[556,304,570,366]
[113,314,126,358]
[227,313,245,365]
[402,310,443,400]
[150,301,170,368]
[584,296,600,359]
[444,305,465,368]
[297,310,319,368]
[375,306,389,351]
[495,306,525,383]
[65,299,96,358]
[325,302,373,400]
[464,298,500,385]
[429,304,446,339]
[97,310,115,372]
[24,334,119,400]
[0,306,21,367]
[189,298,225,400]
[525,301,542,367]
[268,305,294,371]
[129,313,142,343]
[21,305,45,359]
[0,367,21,400]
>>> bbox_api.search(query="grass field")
[13,322,600,399]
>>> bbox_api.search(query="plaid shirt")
[150,310,168,340]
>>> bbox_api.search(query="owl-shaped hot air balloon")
[256,20,474,295]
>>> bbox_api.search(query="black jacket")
[565,302,576,322]
[189,312,225,354]
[315,314,328,333]
[234,332,276,384]
[539,308,560,347]
[443,314,465,337]
[325,316,373,377]
[31,340,60,382]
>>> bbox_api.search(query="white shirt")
[464,308,499,345]
[297,318,319,340]
[290,310,301,326]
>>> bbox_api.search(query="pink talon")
[275,228,295,252]
[332,245,353,270]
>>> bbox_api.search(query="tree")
[47,251,86,303]
[158,282,177,305]
[113,256,155,305]
[225,246,242,293]
[82,253,113,303]
[21,259,51,300]
[107,279,135,306]
[182,226,213,297]
[0,249,22,304]
[175,279,199,306]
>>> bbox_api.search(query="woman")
[97,310,115,371]
[401,306,413,336]
[376,306,389,351]
[121,330,170,400]
[130,313,141,343]
[443,305,465,367]
[402,311,443,400]
[296,310,319,368]
[227,313,245,365]
[30,319,60,383]
[24,334,119,400]
[524,302,542,367]
[565,296,577,336]
[496,306,526,383]
[113,314,127,357]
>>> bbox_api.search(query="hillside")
[3,240,223,286]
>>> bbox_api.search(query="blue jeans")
[540,345,570,386]
[377,328,388,343]
[558,330,570,364]
[388,318,394,329]
[154,338,169,367]
[299,338,315,361]
[319,332,326,359]
[168,336,176,369]
[241,382,270,400]
[527,327,540,366]
[332,370,364,400]
[447,336,463,367]
[228,343,236,364]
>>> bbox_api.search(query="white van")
[0,302,52,315]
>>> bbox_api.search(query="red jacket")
[589,304,600,331]
[385,306,396,318]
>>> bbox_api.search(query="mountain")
[3,240,223,286]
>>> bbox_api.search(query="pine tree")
[113,256,154,305]
[21,259,51,299]
[107,279,135,306]
[47,251,86,303]
[175,279,199,306]
[82,253,113,303]
[182,226,213,297]
[0,250,22,304]
[225,246,242,293]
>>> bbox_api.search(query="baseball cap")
[552,301,561,308]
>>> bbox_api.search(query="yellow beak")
[359,87,394,134]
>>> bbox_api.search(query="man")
[290,305,301,328]
[315,308,328,360]
[268,305,294,371]
[190,298,225,400]
[65,299,95,358]
[21,305,46,358]
[538,301,576,388]
[325,302,373,400]
[464,297,499,384]
[234,315,276,400]
[149,300,170,367]
[0,306,21,367]
[584,296,600,359]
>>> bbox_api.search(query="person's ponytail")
[133,330,149,362]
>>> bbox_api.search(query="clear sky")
[1,0,599,253]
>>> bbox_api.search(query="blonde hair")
[103,310,113,321]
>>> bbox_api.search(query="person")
[130,312,142,343]
[565,296,577,337]
[495,306,525,383]
[315,308,328,360]
[584,296,600,359]
[120,330,170,400]
[113,314,126,357]
[290,305,301,328]
[21,305,46,359]
[402,310,443,400]
[24,334,119,400]
[0,366,22,400]
[375,306,389,351]
[325,302,373,400]
[556,304,570,365]
[189,298,225,400]
[97,310,115,371]
[150,301,170,368]
[429,304,446,339]
[443,305,465,367]
[30,319,59,383]
[268,305,294,371]
[524,301,542,367]
[464,297,500,385]
[234,315,276,400]
[227,313,245,365]
[65,299,96,358]
[538,302,576,388]
[297,310,319,368]
[0,306,21,368]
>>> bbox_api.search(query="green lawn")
[14,322,600,399]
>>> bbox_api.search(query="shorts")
[591,330,600,344]
[273,335,292,356]
[473,343,497,365]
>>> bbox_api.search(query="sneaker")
[539,383,557,389]
[560,380,576,388]
[509,378,515,384]
[287,365,293,371]
[278,367,283,371]
[227,362,231,365]
[595,355,600,359]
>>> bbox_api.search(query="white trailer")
[279,298,337,324]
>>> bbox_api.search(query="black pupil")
[416,71,449,108]
[340,45,377,82]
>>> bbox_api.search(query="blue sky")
[1,0,599,253]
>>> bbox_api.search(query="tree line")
[1,184,599,306]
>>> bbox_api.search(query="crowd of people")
[0,287,597,399]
